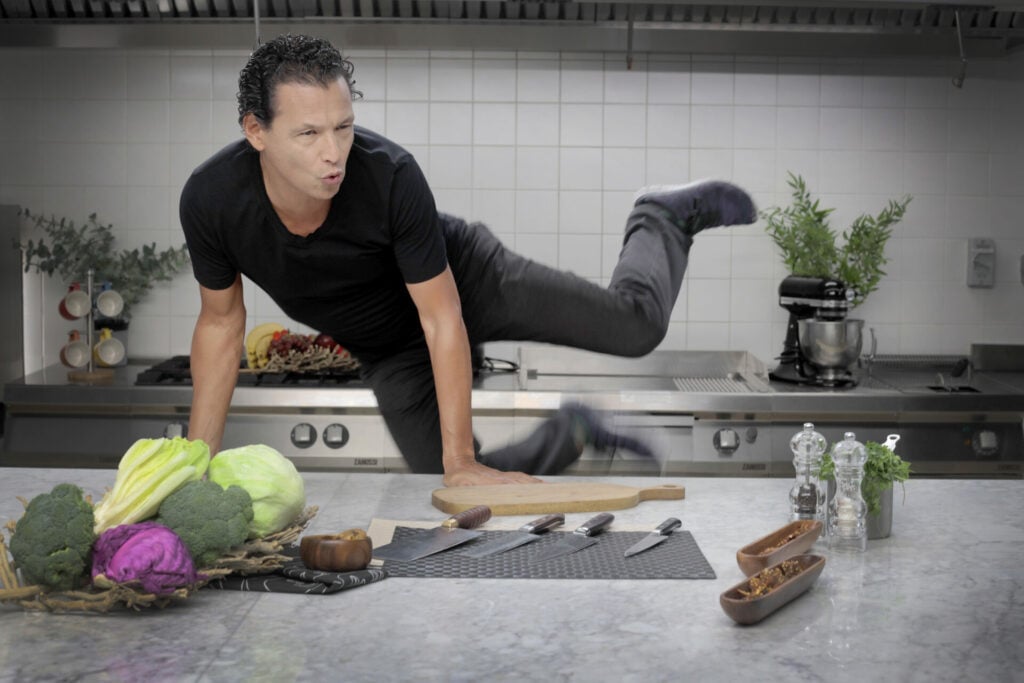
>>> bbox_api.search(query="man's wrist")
[442,451,477,471]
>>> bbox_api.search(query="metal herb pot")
[798,319,864,371]
[826,480,893,540]
[868,487,894,540]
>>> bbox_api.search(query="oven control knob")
[323,423,350,449]
[290,423,316,449]
[972,430,998,457]
[163,421,187,439]
[713,428,740,455]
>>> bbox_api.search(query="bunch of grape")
[267,331,314,359]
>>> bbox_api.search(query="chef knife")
[461,513,566,559]
[529,512,614,564]
[623,517,682,558]
[373,505,492,562]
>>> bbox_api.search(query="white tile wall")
[3,47,1023,373]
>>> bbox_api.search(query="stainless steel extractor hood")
[1,0,1022,58]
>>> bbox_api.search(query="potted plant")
[820,439,912,539]
[15,209,190,324]
[762,172,912,306]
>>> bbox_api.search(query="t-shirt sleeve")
[388,156,449,284]
[179,173,239,291]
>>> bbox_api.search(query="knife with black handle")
[530,512,615,563]
[462,513,566,558]
[623,517,682,558]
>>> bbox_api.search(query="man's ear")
[243,113,267,151]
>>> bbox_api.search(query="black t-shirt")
[179,127,448,358]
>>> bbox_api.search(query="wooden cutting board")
[431,482,685,515]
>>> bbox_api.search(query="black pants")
[359,204,693,474]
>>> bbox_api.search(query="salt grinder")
[789,422,827,523]
[828,432,868,552]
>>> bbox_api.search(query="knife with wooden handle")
[373,505,492,562]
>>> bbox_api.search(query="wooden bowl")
[736,520,822,576]
[720,554,826,626]
[300,531,373,572]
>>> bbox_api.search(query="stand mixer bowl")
[798,319,864,372]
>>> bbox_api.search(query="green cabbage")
[207,444,305,538]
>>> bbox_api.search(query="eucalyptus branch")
[14,209,190,319]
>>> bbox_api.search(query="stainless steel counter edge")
[6,376,1024,416]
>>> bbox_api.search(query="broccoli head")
[9,483,96,591]
[155,480,253,567]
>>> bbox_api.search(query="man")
[180,34,757,487]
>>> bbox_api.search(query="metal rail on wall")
[0,1,1022,58]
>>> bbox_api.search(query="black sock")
[635,180,757,235]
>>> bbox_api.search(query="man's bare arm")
[406,266,539,486]
[187,276,246,455]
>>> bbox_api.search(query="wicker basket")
[256,347,360,374]
[0,506,318,613]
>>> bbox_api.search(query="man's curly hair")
[237,34,362,127]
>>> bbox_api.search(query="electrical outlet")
[967,238,995,288]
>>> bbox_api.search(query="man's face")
[245,78,355,206]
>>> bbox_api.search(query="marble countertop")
[1,468,1022,683]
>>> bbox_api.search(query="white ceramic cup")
[95,289,124,318]
[60,336,90,368]
[58,288,91,320]
[93,329,126,367]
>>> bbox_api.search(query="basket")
[257,347,360,374]
[0,506,318,613]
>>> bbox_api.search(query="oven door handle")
[610,414,695,428]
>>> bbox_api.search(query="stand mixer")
[770,275,863,387]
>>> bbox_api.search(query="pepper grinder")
[828,432,868,552]
[789,422,827,523]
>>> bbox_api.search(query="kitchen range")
[3,343,1023,478]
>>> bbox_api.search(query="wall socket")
[967,238,995,288]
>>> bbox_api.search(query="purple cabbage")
[91,521,201,595]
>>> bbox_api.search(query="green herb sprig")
[820,441,912,516]
[761,173,912,307]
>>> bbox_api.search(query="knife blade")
[623,517,682,558]
[461,513,565,559]
[373,505,492,562]
[529,512,614,564]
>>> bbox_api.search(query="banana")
[245,322,286,368]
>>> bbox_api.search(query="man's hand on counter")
[442,460,542,487]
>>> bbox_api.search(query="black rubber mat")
[379,527,716,579]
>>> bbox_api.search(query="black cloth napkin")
[204,547,388,594]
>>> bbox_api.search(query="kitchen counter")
[1,468,1021,682]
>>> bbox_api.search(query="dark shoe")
[562,402,656,458]
[634,180,757,235]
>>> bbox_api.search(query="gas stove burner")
[135,356,194,385]
[135,356,363,387]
